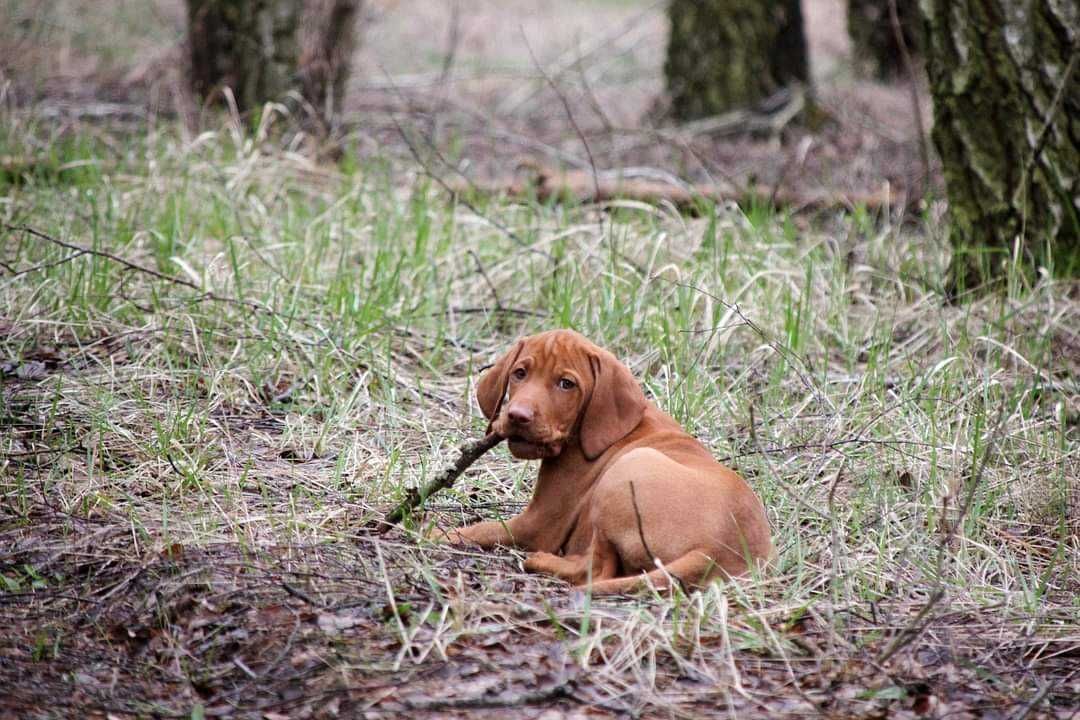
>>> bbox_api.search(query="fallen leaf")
[317,612,364,636]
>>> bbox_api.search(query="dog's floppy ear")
[580,349,646,460]
[476,340,525,422]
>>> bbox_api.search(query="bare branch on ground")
[377,432,505,531]
[443,167,897,213]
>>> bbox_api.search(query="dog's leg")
[440,519,518,547]
[582,550,726,595]
[524,532,618,585]
[523,552,588,582]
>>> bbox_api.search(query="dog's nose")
[507,405,534,426]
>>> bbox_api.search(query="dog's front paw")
[426,526,466,544]
[523,551,561,573]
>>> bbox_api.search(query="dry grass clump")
[1,104,1077,718]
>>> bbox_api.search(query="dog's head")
[476,330,646,460]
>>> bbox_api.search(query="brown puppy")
[447,330,773,594]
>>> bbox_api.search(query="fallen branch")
[4,224,355,358]
[675,84,807,139]
[377,432,504,531]
[444,165,896,213]
[6,225,266,314]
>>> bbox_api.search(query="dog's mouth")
[506,434,563,460]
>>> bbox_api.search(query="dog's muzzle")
[506,434,564,460]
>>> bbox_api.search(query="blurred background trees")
[661,0,1076,284]
[177,0,1076,285]
[187,0,300,113]
[847,0,920,80]
[664,0,809,120]
[298,0,363,124]
[186,0,362,126]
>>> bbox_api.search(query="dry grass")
[1,101,1077,717]
[1,1,1078,717]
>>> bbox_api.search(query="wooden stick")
[376,433,504,531]
[443,167,898,212]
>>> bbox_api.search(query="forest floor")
[1,1,1078,718]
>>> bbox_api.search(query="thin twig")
[497,0,665,114]
[716,436,943,464]
[378,89,555,264]
[281,581,325,608]
[628,479,691,595]
[437,0,461,88]
[575,42,614,135]
[467,249,503,310]
[10,225,202,289]
[431,305,544,318]
[877,402,1009,663]
[1008,678,1055,720]
[377,432,504,530]
[746,402,830,522]
[5,225,339,346]
[1010,44,1079,207]
[888,0,930,198]
[5,249,88,277]
[665,277,830,409]
[522,31,600,200]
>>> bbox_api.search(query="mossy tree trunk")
[922,0,1079,287]
[665,0,809,121]
[847,0,920,80]
[187,0,300,113]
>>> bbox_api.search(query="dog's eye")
[558,378,576,390]
[511,368,527,381]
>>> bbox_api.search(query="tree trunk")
[922,0,1079,287]
[187,0,300,113]
[664,0,809,121]
[299,0,363,126]
[847,0,920,80]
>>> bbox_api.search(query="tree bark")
[847,0,920,80]
[187,0,300,113]
[922,0,1079,287]
[299,0,363,126]
[664,0,809,121]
